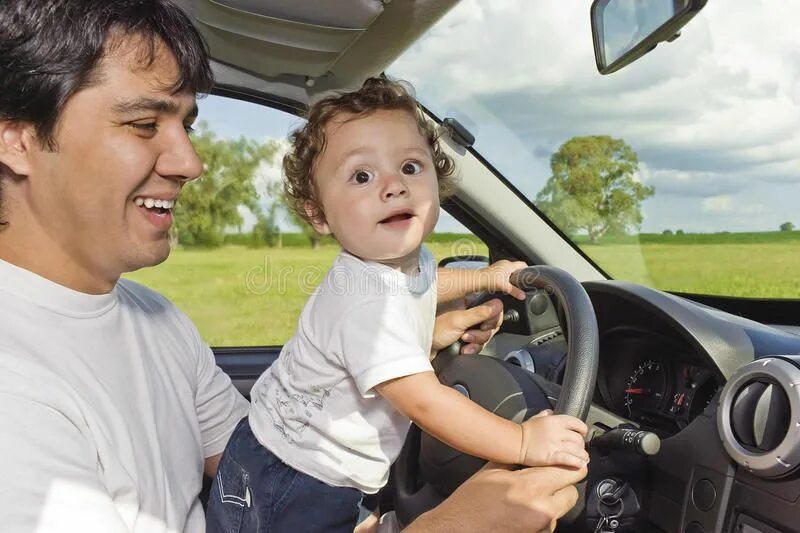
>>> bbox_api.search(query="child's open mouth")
[379,211,414,225]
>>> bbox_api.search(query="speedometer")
[623,359,668,418]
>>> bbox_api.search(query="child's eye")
[401,160,423,175]
[352,169,375,184]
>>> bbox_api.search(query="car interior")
[173,1,800,531]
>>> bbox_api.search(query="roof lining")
[176,0,460,105]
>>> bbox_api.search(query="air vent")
[717,358,800,478]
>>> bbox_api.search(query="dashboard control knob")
[528,292,549,315]
[691,478,716,511]
[685,522,705,533]
[589,427,661,456]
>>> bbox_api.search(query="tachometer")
[688,377,722,419]
[623,359,668,418]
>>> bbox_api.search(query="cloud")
[702,195,733,213]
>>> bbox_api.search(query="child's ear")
[0,121,36,177]
[304,201,331,235]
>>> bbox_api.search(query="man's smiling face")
[4,35,203,292]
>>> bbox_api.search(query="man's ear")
[304,201,331,235]
[0,121,35,177]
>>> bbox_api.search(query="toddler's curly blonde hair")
[283,77,457,226]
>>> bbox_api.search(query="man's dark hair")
[0,0,213,227]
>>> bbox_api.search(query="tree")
[263,182,325,249]
[285,204,324,249]
[780,221,794,232]
[535,136,654,242]
[174,122,278,247]
[662,229,673,236]
[251,201,281,247]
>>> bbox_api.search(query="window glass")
[125,95,487,346]
[389,2,800,299]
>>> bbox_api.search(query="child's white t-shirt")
[249,246,437,493]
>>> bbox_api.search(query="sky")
[199,1,800,235]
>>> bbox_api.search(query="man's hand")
[354,512,379,533]
[432,298,504,356]
[405,461,587,533]
[204,453,222,477]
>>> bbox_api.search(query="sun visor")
[195,0,386,79]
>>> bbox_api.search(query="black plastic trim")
[212,84,306,116]
[213,346,280,398]
[673,292,800,327]
[442,117,475,148]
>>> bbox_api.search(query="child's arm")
[376,371,590,468]
[376,371,522,464]
[436,260,528,304]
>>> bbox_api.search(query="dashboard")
[487,278,800,532]
[502,280,800,532]
[509,279,800,439]
[596,327,722,437]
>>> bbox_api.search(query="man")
[0,1,585,532]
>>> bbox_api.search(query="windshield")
[389,2,800,299]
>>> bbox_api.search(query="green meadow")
[124,232,800,346]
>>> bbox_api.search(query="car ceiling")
[173,0,459,108]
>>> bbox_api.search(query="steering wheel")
[392,265,600,526]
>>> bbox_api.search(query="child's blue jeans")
[206,417,363,533]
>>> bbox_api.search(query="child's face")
[310,109,440,265]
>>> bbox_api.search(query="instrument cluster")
[598,328,722,437]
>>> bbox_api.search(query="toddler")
[206,78,588,533]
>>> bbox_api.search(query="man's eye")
[130,122,158,133]
[352,170,374,184]
[184,124,196,134]
[402,160,423,175]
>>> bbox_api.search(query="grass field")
[124,233,800,346]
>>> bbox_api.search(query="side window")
[426,213,489,266]
[125,95,487,347]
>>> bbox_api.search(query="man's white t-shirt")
[0,259,249,532]
[249,247,437,494]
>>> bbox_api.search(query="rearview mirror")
[591,0,707,74]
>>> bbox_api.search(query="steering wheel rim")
[391,265,600,526]
[517,266,599,419]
